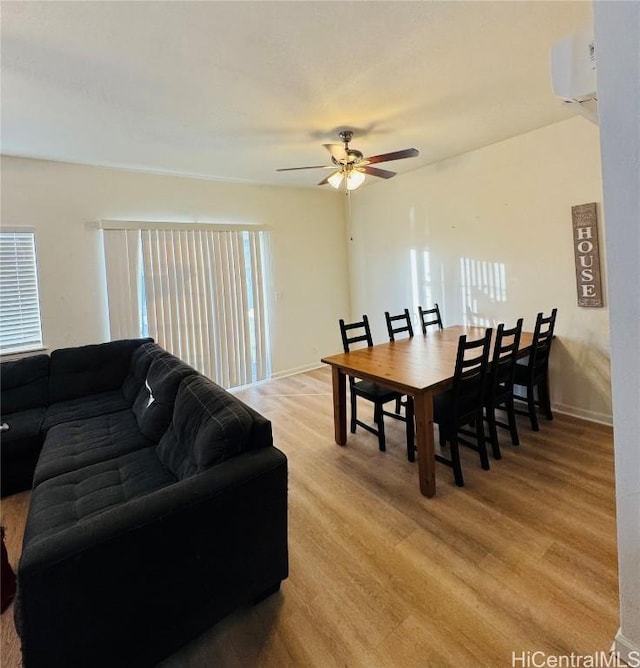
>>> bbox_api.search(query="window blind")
[0,230,44,354]
[102,229,143,339]
[102,225,270,389]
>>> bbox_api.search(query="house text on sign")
[571,202,603,307]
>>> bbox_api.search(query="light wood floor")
[1,367,618,667]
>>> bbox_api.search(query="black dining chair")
[433,329,492,486]
[484,319,523,459]
[385,308,414,341]
[418,304,443,333]
[513,309,557,431]
[384,309,416,457]
[339,316,412,453]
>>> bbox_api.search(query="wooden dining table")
[321,325,534,498]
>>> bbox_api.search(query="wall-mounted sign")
[571,202,603,307]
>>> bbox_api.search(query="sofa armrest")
[17,446,288,668]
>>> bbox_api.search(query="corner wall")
[0,156,350,378]
[594,0,640,661]
[347,117,610,423]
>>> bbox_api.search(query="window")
[102,223,271,389]
[0,229,44,355]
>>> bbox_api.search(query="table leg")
[331,367,347,445]
[413,390,436,497]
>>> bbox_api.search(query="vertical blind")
[102,225,270,389]
[103,229,142,340]
[0,230,44,354]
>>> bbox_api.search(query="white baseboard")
[614,628,640,665]
[271,362,324,380]
[553,402,613,426]
[228,363,324,393]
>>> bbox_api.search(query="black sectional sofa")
[0,339,288,668]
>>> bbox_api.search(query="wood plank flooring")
[0,367,618,667]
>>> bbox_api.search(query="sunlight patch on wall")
[460,257,507,326]
[410,248,433,316]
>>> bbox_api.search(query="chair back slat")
[451,329,492,424]
[339,316,375,389]
[489,319,523,400]
[385,309,414,342]
[418,304,443,334]
[339,315,374,353]
[527,308,557,382]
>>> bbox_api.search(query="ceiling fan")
[277,130,419,191]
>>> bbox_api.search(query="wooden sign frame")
[571,203,603,307]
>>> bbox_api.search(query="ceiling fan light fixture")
[346,170,365,190]
[278,130,418,188]
[328,171,344,189]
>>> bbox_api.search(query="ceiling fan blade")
[323,143,348,162]
[317,171,340,186]
[361,166,396,179]
[276,165,334,171]
[364,148,419,165]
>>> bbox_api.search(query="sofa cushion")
[132,352,198,442]
[48,338,152,404]
[0,354,49,415]
[0,408,46,497]
[156,375,259,480]
[23,448,175,545]
[121,342,163,405]
[34,411,153,487]
[42,391,130,432]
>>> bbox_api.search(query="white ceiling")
[1,1,592,189]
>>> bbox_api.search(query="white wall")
[0,156,350,377]
[594,1,640,661]
[348,117,610,423]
